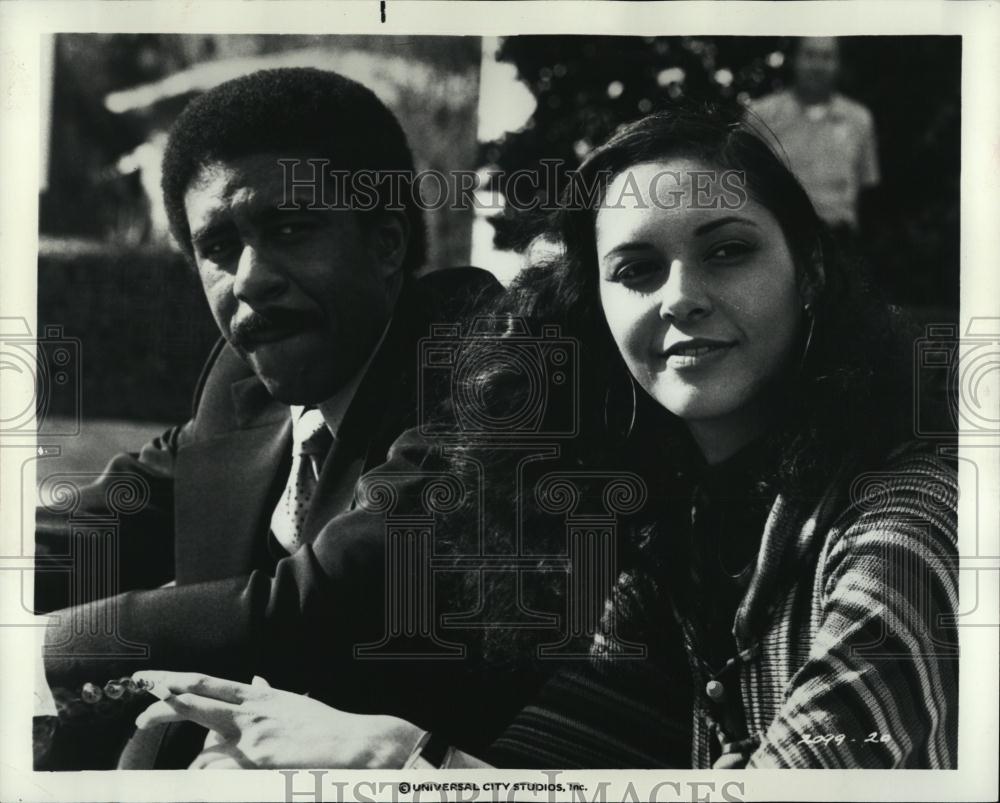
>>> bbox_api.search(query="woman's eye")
[706,241,753,262]
[614,260,660,284]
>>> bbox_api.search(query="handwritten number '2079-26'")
[797,732,891,746]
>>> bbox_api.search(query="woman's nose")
[658,258,711,323]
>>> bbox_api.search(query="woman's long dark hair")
[534,103,914,488]
[434,103,918,667]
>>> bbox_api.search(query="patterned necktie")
[270,407,334,554]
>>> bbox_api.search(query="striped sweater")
[609,443,958,768]
[491,444,958,769]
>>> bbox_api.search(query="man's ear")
[368,212,410,280]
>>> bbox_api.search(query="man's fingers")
[189,742,250,770]
[132,670,255,704]
[192,755,245,770]
[135,692,241,734]
[203,728,225,750]
[135,699,187,729]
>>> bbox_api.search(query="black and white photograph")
[0,2,997,802]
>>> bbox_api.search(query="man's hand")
[133,671,423,770]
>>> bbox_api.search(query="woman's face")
[596,158,805,443]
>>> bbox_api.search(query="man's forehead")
[184,152,326,216]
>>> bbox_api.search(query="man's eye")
[198,239,238,260]
[614,260,660,283]
[706,241,753,262]
[272,219,315,238]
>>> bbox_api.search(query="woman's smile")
[658,337,738,369]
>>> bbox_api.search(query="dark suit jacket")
[36,267,507,767]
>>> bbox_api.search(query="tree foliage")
[484,36,960,308]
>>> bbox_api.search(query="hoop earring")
[603,369,638,439]
[799,303,816,371]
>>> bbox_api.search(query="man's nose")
[232,244,286,303]
[658,259,712,323]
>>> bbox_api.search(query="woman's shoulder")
[844,441,958,520]
[803,441,955,530]
[815,441,958,582]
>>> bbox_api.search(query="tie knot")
[293,408,333,457]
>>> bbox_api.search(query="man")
[749,37,880,237]
[35,67,499,767]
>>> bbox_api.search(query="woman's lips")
[659,339,736,369]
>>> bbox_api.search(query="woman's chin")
[650,382,744,424]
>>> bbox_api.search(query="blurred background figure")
[748,37,880,244]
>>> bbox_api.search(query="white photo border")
[1,2,997,801]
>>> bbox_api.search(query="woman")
[134,105,958,769]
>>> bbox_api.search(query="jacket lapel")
[301,280,421,539]
[174,374,291,583]
[175,269,496,568]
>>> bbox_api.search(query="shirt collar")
[793,91,847,120]
[289,317,393,438]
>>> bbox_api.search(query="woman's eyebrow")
[694,216,759,236]
[601,216,760,258]
[602,241,655,259]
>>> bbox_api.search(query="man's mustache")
[230,308,323,349]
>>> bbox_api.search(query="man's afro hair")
[161,67,426,271]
